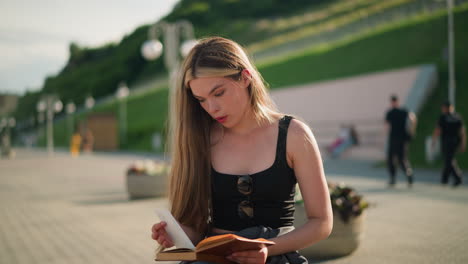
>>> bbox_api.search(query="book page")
[155,208,195,249]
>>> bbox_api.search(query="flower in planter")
[295,182,369,223]
[126,159,170,176]
[328,182,369,223]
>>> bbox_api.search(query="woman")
[151,37,332,264]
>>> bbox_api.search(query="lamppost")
[141,20,197,145]
[66,102,76,140]
[446,0,456,108]
[115,82,130,147]
[0,118,8,132]
[141,20,197,95]
[0,117,15,158]
[36,95,62,156]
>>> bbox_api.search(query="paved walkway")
[1,148,467,264]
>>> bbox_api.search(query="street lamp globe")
[66,102,76,114]
[54,100,63,113]
[116,82,130,99]
[85,96,95,109]
[180,39,198,57]
[141,39,163,61]
[36,100,47,112]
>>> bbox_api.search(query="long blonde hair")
[168,37,280,234]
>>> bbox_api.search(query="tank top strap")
[275,115,293,164]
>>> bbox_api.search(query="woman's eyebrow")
[193,84,224,99]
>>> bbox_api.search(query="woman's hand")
[151,221,174,248]
[226,245,268,264]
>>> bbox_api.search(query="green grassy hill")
[44,5,468,168]
[15,0,442,125]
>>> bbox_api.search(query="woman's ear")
[241,69,252,88]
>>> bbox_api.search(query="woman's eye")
[198,99,205,103]
[214,90,225,97]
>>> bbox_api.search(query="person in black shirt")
[432,101,466,187]
[385,95,415,187]
[150,37,332,263]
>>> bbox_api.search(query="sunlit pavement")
[320,158,468,264]
[1,148,467,264]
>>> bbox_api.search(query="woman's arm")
[267,119,333,256]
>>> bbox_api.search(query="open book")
[156,233,275,264]
[154,208,275,264]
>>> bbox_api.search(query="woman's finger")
[152,221,167,233]
[151,221,174,247]
[163,240,173,248]
[151,222,169,240]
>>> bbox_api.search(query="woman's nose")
[207,100,220,113]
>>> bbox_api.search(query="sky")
[0,0,179,95]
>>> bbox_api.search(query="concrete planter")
[294,204,365,259]
[126,173,167,199]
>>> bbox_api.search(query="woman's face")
[189,74,250,128]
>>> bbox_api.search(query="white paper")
[155,208,195,249]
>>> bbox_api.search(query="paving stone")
[1,149,467,264]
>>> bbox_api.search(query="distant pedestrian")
[81,128,94,153]
[385,95,415,187]
[432,101,466,187]
[70,127,82,157]
[0,128,12,158]
[328,124,348,153]
[330,124,359,158]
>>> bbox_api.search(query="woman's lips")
[216,116,227,123]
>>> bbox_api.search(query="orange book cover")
[155,234,275,264]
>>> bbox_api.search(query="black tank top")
[211,115,297,231]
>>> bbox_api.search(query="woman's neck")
[226,109,262,136]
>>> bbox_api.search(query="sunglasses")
[237,175,254,219]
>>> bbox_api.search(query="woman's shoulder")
[286,117,316,150]
[284,117,319,167]
[287,117,313,137]
[288,118,315,145]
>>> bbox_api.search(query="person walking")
[0,127,12,158]
[432,101,466,187]
[70,126,82,157]
[81,128,94,154]
[385,95,415,187]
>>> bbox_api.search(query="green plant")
[126,160,169,176]
[295,182,369,223]
[328,182,369,223]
